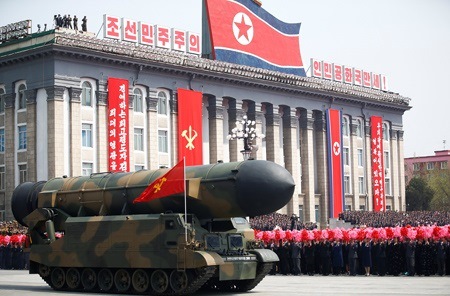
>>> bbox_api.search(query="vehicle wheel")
[132,269,149,293]
[98,268,114,291]
[81,268,96,290]
[38,264,50,278]
[114,269,131,292]
[51,267,66,289]
[150,269,169,294]
[169,270,189,293]
[66,268,81,289]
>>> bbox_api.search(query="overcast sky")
[1,0,449,158]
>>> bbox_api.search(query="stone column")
[69,87,81,176]
[397,129,406,211]
[46,86,66,179]
[264,103,282,164]
[282,107,300,216]
[146,89,158,169]
[170,90,178,165]
[4,93,15,220]
[207,96,225,163]
[350,119,360,211]
[227,99,244,162]
[315,111,329,226]
[96,90,108,172]
[25,89,37,182]
[300,109,315,223]
[254,103,265,160]
[364,120,373,210]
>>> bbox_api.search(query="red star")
[234,15,252,41]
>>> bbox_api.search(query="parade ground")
[0,270,449,296]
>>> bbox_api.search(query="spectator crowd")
[0,221,29,270]
[251,210,450,277]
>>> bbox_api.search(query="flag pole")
[183,157,187,243]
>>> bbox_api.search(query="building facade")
[404,150,450,184]
[0,28,411,224]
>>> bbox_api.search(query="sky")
[1,0,449,158]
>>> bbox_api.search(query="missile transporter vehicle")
[12,160,295,295]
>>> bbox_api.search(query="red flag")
[133,159,185,203]
[371,116,385,212]
[177,88,203,165]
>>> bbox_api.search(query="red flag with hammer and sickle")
[177,88,203,165]
[133,159,185,203]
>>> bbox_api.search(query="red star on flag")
[234,15,252,41]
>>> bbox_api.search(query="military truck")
[12,160,295,295]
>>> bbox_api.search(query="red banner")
[326,109,344,218]
[371,116,385,212]
[177,88,203,165]
[108,77,129,172]
[133,159,185,204]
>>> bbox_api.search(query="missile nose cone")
[235,160,295,217]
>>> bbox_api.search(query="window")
[134,128,144,151]
[133,88,143,113]
[157,91,167,115]
[82,162,93,176]
[385,178,391,195]
[359,205,366,211]
[344,175,351,194]
[356,119,363,138]
[298,205,303,222]
[441,161,448,170]
[358,176,365,195]
[386,205,392,211]
[158,130,168,153]
[82,123,93,147]
[343,147,350,166]
[18,84,26,109]
[413,163,420,171]
[427,162,435,170]
[19,164,27,183]
[0,128,4,152]
[342,117,349,136]
[0,88,5,113]
[384,151,390,169]
[0,166,4,190]
[81,81,92,106]
[357,149,363,167]
[383,123,389,141]
[18,125,27,150]
[345,205,352,211]
[314,205,319,223]
[135,165,145,171]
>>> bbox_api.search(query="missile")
[12,160,295,226]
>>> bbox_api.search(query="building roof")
[0,29,411,111]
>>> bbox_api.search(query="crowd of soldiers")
[0,221,29,270]
[53,14,87,32]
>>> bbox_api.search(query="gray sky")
[1,0,449,158]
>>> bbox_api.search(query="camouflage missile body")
[12,160,295,295]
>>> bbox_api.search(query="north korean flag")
[326,109,345,218]
[204,0,306,76]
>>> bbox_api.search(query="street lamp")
[227,115,265,160]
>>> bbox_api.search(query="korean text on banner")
[371,116,385,212]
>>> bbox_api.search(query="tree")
[428,170,450,211]
[405,177,433,211]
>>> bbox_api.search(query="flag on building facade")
[133,159,185,203]
[326,109,345,218]
[371,116,385,212]
[204,0,306,76]
[177,88,203,165]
